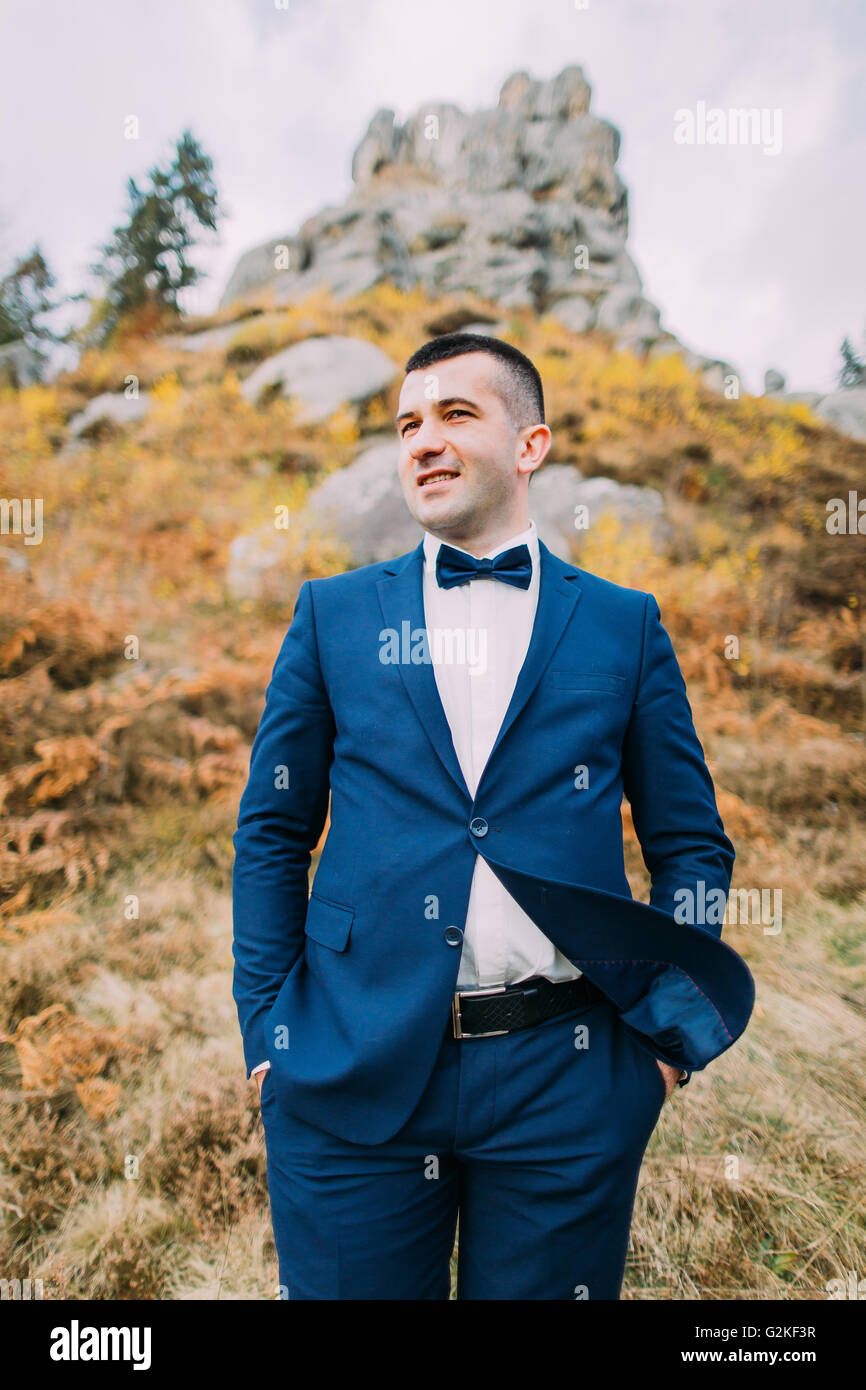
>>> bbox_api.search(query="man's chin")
[409,497,465,530]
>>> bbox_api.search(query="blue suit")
[232,536,754,1298]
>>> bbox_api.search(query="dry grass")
[0,283,863,1299]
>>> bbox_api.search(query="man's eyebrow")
[395,396,482,426]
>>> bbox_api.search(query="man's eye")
[400,411,469,435]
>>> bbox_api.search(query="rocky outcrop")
[220,65,667,356]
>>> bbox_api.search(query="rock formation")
[220,65,669,357]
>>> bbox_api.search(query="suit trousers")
[259,988,667,1299]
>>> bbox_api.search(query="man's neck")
[430,515,531,558]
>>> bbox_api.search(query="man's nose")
[408,420,447,457]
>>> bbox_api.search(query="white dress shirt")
[251,517,581,1076]
[422,518,583,990]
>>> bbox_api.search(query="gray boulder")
[774,390,823,409]
[227,522,293,602]
[303,435,422,564]
[67,391,151,437]
[0,339,43,387]
[161,320,257,353]
[239,334,399,421]
[0,544,29,575]
[530,467,670,559]
[814,387,866,442]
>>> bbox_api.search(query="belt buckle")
[451,983,509,1039]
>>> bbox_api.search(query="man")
[232,332,754,1300]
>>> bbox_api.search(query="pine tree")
[838,331,866,389]
[89,130,221,342]
[0,245,58,350]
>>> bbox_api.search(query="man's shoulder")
[556,551,651,615]
[305,545,420,598]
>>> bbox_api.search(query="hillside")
[0,282,864,1299]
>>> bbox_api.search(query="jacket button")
[444,926,463,946]
[469,817,488,837]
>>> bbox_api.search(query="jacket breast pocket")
[304,892,355,951]
[551,670,627,694]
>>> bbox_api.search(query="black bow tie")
[435,542,533,591]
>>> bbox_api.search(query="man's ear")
[518,423,552,479]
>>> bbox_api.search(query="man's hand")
[255,1069,267,1100]
[657,1059,682,1102]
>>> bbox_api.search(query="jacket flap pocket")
[552,670,627,693]
[304,893,354,951]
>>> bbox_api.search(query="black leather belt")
[450,974,599,1039]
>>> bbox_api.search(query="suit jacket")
[232,536,754,1145]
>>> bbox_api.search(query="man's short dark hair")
[403,333,545,434]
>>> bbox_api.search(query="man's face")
[395,353,537,542]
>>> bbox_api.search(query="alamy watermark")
[49,1320,151,1370]
[379,622,488,676]
[0,497,43,545]
[674,102,782,156]
[1,1276,44,1299]
[674,881,783,934]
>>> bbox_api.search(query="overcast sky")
[1,0,863,394]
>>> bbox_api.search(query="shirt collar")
[422,517,539,574]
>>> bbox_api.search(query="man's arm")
[621,593,735,1089]
[232,580,335,1079]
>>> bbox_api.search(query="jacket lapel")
[376,536,583,802]
[477,538,582,785]
[377,542,471,800]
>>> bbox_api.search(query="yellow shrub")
[743,421,809,482]
[322,402,360,446]
[150,372,182,407]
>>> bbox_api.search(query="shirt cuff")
[250,1061,271,1076]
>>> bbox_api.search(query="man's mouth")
[417,469,460,489]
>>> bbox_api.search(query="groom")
[232,332,754,1300]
